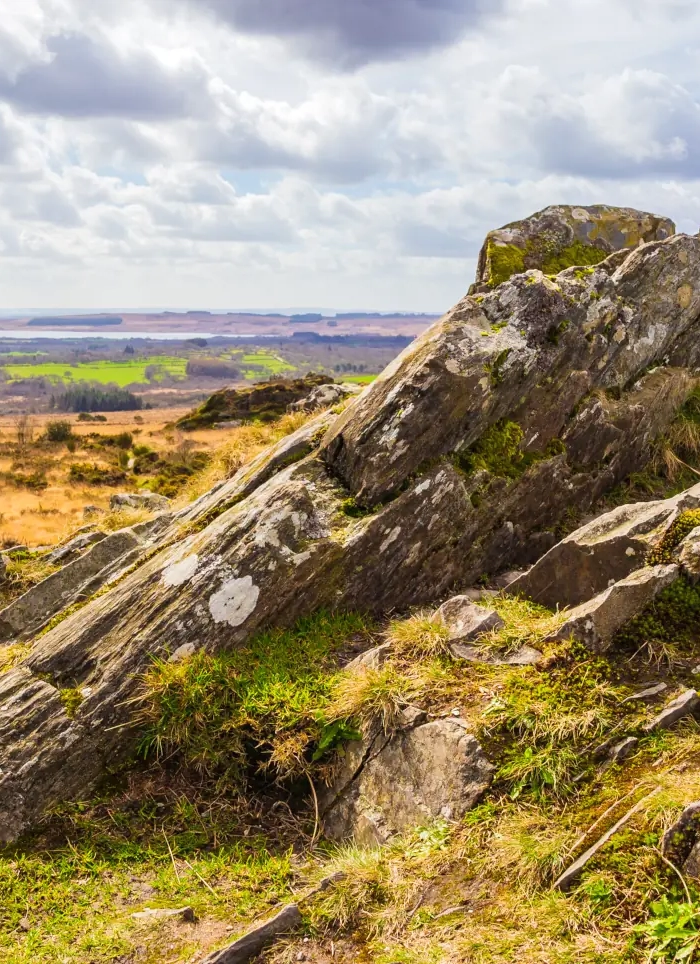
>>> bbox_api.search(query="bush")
[44,420,73,443]
[68,463,128,486]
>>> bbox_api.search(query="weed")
[637,895,700,961]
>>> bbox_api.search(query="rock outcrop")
[510,487,700,609]
[288,381,361,414]
[3,215,700,839]
[321,709,494,844]
[471,204,675,291]
[176,374,332,430]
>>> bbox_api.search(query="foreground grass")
[0,770,298,964]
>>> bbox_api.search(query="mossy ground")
[7,582,700,962]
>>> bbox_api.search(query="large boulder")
[4,220,700,839]
[321,710,494,844]
[470,204,675,291]
[288,381,362,414]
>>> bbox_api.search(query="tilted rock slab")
[321,711,494,845]
[550,563,680,653]
[471,204,675,291]
[510,485,700,610]
[3,228,700,837]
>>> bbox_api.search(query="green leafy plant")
[637,896,700,961]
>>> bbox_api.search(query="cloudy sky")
[0,0,699,312]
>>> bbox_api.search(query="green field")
[340,374,377,384]
[1,356,188,387]
[225,349,297,380]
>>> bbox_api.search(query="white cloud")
[0,0,698,310]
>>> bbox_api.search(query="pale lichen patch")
[208,575,260,627]
[161,554,199,588]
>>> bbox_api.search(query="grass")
[0,770,298,964]
[176,411,311,504]
[340,374,377,384]
[0,553,59,608]
[1,356,188,388]
[136,611,375,782]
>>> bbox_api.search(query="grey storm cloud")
[193,0,506,66]
[0,33,203,119]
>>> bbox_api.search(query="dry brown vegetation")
[0,407,272,547]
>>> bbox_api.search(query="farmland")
[1,356,188,387]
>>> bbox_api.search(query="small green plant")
[59,688,84,718]
[340,496,373,518]
[637,895,700,961]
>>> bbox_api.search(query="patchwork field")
[1,356,188,387]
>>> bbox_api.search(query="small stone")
[345,643,392,673]
[621,682,667,703]
[608,737,639,764]
[434,596,504,644]
[131,906,195,922]
[83,505,106,520]
[110,492,171,511]
[643,689,700,733]
[492,571,524,590]
[18,917,30,932]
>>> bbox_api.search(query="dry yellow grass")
[0,407,277,547]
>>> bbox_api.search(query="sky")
[0,0,699,313]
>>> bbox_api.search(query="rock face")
[3,216,700,839]
[322,711,494,844]
[289,381,362,414]
[0,529,154,642]
[471,205,675,291]
[176,374,332,430]
[663,801,700,877]
[510,487,700,609]
[110,492,171,511]
[550,564,680,653]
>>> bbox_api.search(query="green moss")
[485,241,526,288]
[647,510,700,565]
[484,348,512,387]
[546,319,571,346]
[455,421,567,481]
[614,577,700,650]
[540,240,609,274]
[340,497,374,519]
[59,688,83,718]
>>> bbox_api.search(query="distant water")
[0,330,253,341]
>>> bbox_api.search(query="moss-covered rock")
[471,204,675,291]
[177,373,333,430]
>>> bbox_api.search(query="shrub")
[44,420,74,443]
[68,463,128,486]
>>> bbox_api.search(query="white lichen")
[209,575,260,627]
[161,553,199,588]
